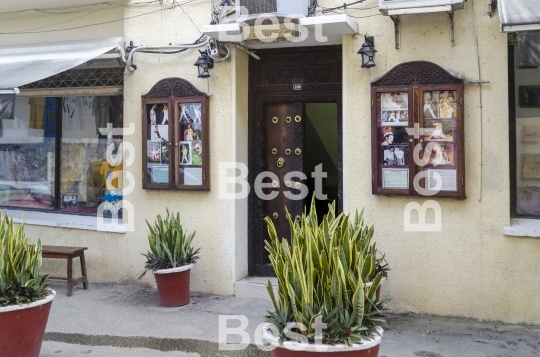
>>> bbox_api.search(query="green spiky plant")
[0,214,49,307]
[139,209,200,280]
[264,197,388,346]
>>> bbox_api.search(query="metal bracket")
[448,10,455,46]
[390,15,401,49]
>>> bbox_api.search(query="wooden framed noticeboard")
[142,78,209,191]
[371,61,465,199]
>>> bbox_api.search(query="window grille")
[19,67,124,90]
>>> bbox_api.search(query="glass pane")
[178,102,203,186]
[59,96,123,215]
[377,92,410,190]
[0,97,56,210]
[145,103,170,185]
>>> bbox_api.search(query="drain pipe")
[126,38,210,72]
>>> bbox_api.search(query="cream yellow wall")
[340,0,540,325]
[2,0,540,325]
[0,4,123,45]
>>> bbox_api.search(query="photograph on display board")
[182,124,203,141]
[179,102,202,124]
[148,124,168,141]
[424,143,455,167]
[422,120,454,142]
[381,92,408,110]
[181,123,202,141]
[381,145,408,166]
[423,91,439,119]
[381,110,409,126]
[381,126,408,146]
[147,140,163,164]
[191,140,203,166]
[147,103,169,125]
[179,141,192,165]
[437,90,458,118]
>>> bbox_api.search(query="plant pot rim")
[262,325,383,353]
[0,289,56,313]
[364,276,387,288]
[153,263,194,275]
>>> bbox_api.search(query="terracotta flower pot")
[263,326,383,357]
[0,290,56,357]
[154,264,193,307]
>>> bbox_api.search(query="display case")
[142,78,209,191]
[371,61,465,199]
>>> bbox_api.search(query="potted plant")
[139,209,200,307]
[0,214,54,357]
[262,198,387,357]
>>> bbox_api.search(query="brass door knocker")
[285,148,291,155]
[295,115,302,123]
[277,157,285,168]
[272,148,278,155]
[295,148,302,156]
[272,117,278,123]
[285,116,292,123]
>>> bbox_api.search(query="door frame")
[247,45,343,276]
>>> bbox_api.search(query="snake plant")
[0,214,49,307]
[264,197,388,346]
[139,209,200,279]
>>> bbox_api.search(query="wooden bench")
[42,246,88,297]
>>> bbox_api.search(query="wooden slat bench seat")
[42,246,88,297]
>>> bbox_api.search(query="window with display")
[371,61,465,199]
[509,39,540,218]
[0,95,124,215]
[141,78,209,191]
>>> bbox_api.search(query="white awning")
[203,14,357,49]
[0,37,123,89]
[499,0,540,32]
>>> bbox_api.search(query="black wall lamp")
[358,36,377,68]
[194,50,214,78]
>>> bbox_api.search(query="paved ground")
[41,282,540,357]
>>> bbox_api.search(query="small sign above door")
[293,84,302,91]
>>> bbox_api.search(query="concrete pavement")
[40,282,540,357]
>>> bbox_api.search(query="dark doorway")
[248,46,343,276]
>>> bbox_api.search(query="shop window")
[371,61,465,199]
[0,95,123,215]
[141,78,209,191]
[510,39,540,218]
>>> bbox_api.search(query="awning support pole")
[448,10,455,46]
[390,15,400,49]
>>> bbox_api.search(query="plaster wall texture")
[1,0,540,325]
[0,5,123,45]
[339,0,540,325]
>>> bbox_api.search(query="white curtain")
[0,37,123,89]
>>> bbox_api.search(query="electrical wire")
[0,3,177,34]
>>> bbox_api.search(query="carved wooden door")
[265,102,305,244]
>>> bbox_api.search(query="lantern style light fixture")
[358,36,377,68]
[194,50,214,78]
